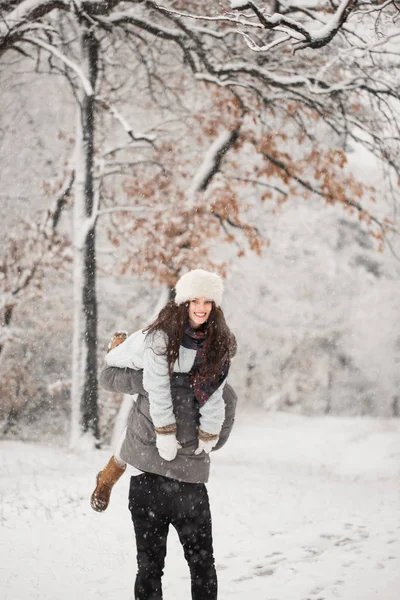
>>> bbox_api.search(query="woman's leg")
[171,483,217,600]
[90,429,128,512]
[90,455,126,512]
[128,474,169,600]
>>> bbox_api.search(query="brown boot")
[90,456,126,512]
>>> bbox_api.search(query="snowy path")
[1,412,399,600]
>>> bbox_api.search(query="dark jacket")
[99,366,237,483]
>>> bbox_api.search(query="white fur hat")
[174,269,224,306]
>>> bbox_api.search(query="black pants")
[128,472,217,600]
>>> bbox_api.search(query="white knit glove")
[156,434,181,461]
[194,437,219,455]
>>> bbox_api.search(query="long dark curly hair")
[143,300,235,378]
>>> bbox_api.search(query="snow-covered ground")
[1,411,399,600]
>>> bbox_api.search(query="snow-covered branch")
[93,10,186,41]
[187,128,240,208]
[150,4,263,28]
[0,0,65,55]
[157,0,360,51]
[23,36,94,95]
[246,0,358,48]
[45,170,75,232]
[97,98,156,146]
[239,31,290,53]
[352,0,395,17]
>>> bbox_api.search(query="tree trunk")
[70,24,99,447]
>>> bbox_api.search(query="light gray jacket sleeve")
[198,383,226,435]
[143,331,175,428]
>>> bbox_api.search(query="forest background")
[1,0,400,448]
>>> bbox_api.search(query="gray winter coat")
[99,366,237,484]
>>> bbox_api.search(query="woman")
[92,269,237,600]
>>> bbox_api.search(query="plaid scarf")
[182,322,230,406]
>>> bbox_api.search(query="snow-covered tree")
[1,0,399,441]
[0,178,73,361]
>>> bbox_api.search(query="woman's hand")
[194,430,220,455]
[156,433,181,461]
[194,438,219,455]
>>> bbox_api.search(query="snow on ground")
[1,411,399,600]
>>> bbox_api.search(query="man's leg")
[171,482,217,600]
[128,474,169,600]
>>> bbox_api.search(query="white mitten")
[194,436,219,455]
[156,434,181,461]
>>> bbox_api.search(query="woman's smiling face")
[188,297,213,328]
